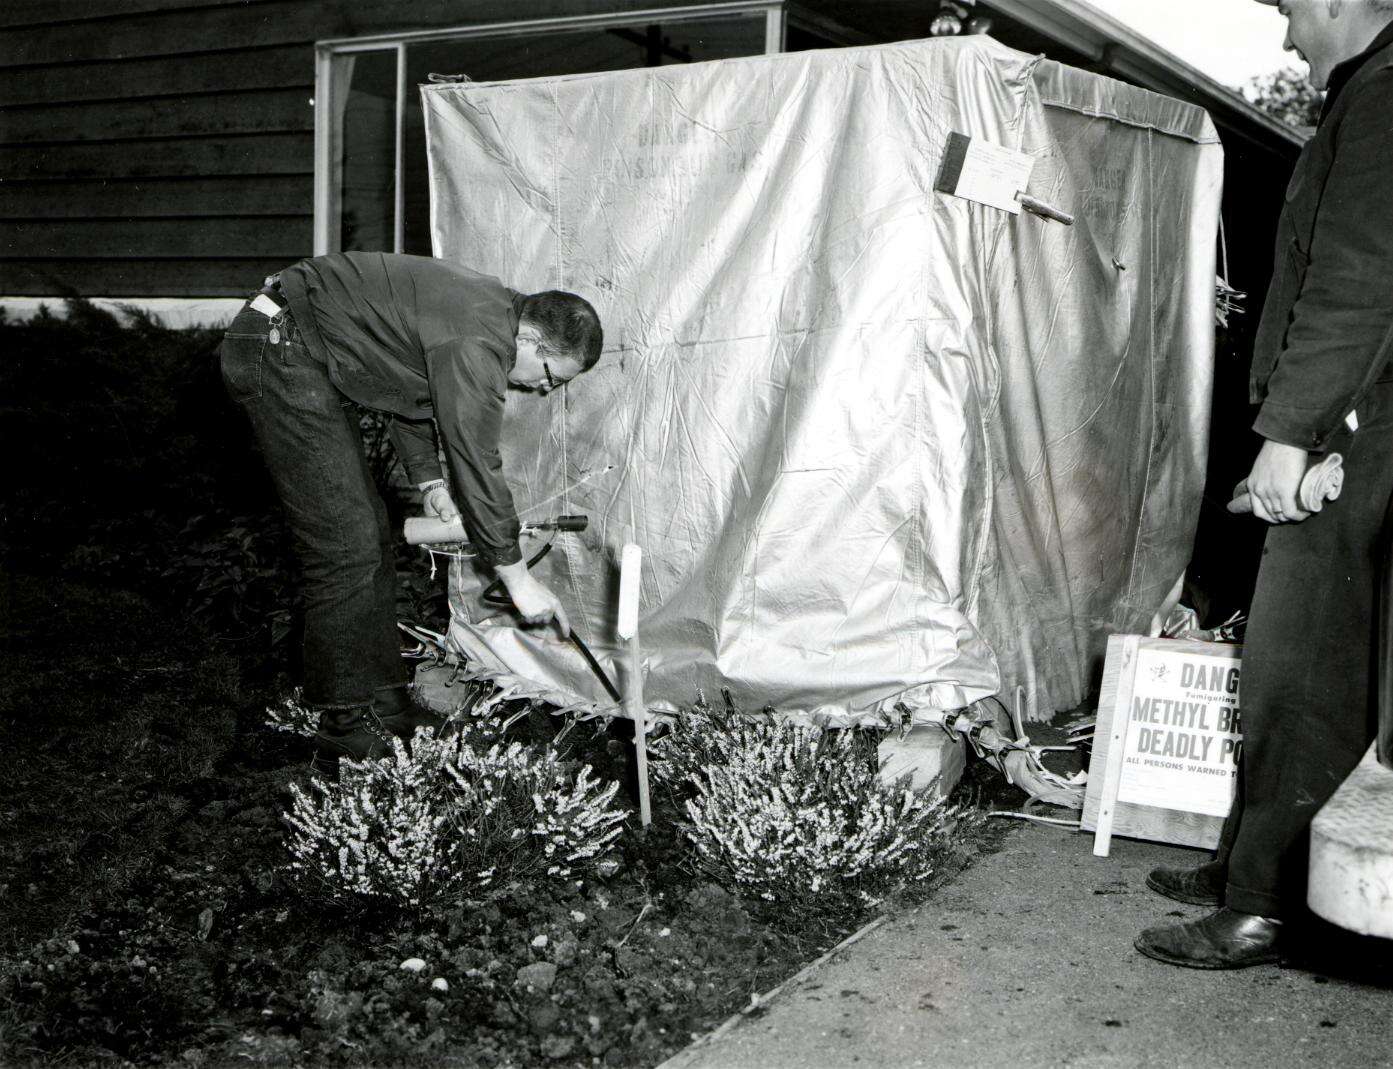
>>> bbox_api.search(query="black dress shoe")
[1146,863,1224,907]
[1135,907,1282,969]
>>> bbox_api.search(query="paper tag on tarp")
[935,131,1034,215]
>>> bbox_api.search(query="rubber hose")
[481,540,623,704]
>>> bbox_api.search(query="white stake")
[617,543,651,826]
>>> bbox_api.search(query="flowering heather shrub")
[285,734,454,908]
[265,691,317,736]
[284,725,627,909]
[443,731,626,886]
[655,703,959,906]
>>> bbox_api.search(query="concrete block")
[1308,741,1393,938]
[878,726,967,800]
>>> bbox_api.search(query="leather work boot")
[311,705,396,779]
[1134,907,1282,969]
[1145,862,1224,907]
[371,684,446,743]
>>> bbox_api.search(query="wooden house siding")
[0,0,719,297]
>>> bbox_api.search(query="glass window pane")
[786,24,842,52]
[400,16,768,255]
[332,49,397,253]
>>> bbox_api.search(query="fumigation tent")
[419,35,1222,724]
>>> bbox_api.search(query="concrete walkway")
[665,823,1393,1069]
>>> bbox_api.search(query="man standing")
[219,252,603,774]
[1136,0,1393,968]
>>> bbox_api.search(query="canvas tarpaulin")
[419,36,1222,724]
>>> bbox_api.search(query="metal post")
[312,46,334,256]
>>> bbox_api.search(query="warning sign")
[1115,646,1242,817]
[1084,635,1244,856]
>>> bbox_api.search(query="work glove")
[1236,440,1313,525]
[419,479,459,523]
[495,561,571,636]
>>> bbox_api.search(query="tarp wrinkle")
[421,36,1220,725]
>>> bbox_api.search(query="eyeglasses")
[543,360,558,392]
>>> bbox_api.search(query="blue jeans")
[220,300,407,709]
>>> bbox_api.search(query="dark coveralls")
[1214,23,1393,919]
[218,252,525,714]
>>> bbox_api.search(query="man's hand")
[1245,439,1313,525]
[495,561,571,636]
[420,480,459,523]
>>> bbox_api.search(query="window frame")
[312,1,791,256]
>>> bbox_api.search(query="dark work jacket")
[1250,21,1393,451]
[280,252,524,566]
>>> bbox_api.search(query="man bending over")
[219,252,603,774]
